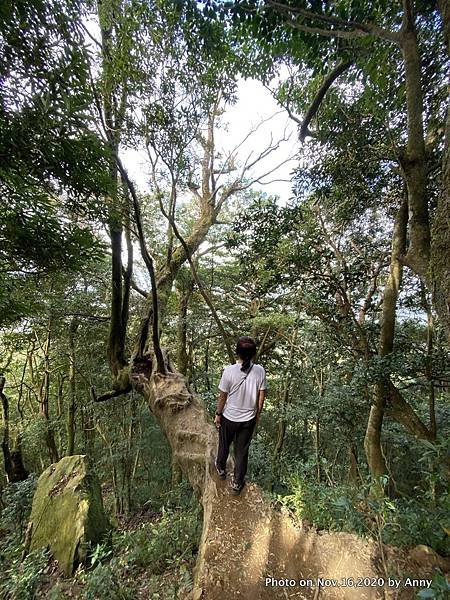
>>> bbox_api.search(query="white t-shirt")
[219,362,267,422]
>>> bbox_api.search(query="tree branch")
[156,196,235,363]
[91,384,132,403]
[115,156,166,374]
[300,61,353,141]
[266,0,401,43]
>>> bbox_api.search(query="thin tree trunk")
[348,445,359,484]
[1,376,14,482]
[122,190,133,340]
[364,195,407,479]
[123,394,137,513]
[421,286,437,439]
[67,317,79,456]
[1,378,28,483]
[97,422,120,514]
[272,327,298,490]
[386,381,436,442]
[176,273,194,376]
[98,0,129,377]
[314,416,321,483]
[56,373,65,420]
[39,320,59,464]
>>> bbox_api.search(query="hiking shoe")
[230,479,244,495]
[214,460,226,480]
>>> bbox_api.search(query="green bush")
[278,477,367,534]
[1,476,38,542]
[417,573,450,599]
[79,561,132,600]
[115,504,201,574]
[0,548,49,600]
[278,476,449,556]
[71,494,200,600]
[381,495,450,556]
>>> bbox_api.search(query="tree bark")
[1,376,14,482]
[67,317,79,456]
[39,321,59,464]
[98,0,129,376]
[364,196,407,479]
[432,0,450,343]
[421,287,437,439]
[386,381,435,442]
[1,377,28,483]
[400,24,430,279]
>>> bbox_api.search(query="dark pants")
[216,415,257,486]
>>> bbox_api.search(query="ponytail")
[241,357,252,372]
[235,336,257,372]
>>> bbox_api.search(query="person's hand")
[253,413,260,437]
[214,415,222,428]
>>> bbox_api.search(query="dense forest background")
[1,0,449,598]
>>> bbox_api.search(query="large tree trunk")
[432,0,450,343]
[400,23,429,279]
[1,377,28,483]
[98,0,130,377]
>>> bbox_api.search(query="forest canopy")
[1,0,449,598]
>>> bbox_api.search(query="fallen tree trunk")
[131,355,449,600]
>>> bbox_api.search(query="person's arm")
[256,389,266,422]
[215,390,228,428]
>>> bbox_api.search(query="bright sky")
[124,77,298,205]
[218,78,298,203]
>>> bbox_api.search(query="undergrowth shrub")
[115,504,201,574]
[0,475,38,543]
[74,483,201,600]
[417,573,450,599]
[278,476,449,555]
[278,478,366,533]
[78,559,132,600]
[0,548,49,600]
[380,495,449,556]
[0,476,41,599]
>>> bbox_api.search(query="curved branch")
[91,383,132,403]
[300,60,353,141]
[114,155,166,374]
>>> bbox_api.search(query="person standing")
[214,336,267,495]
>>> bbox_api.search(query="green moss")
[29,455,110,575]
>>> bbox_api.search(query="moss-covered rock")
[28,455,110,575]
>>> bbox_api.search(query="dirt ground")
[191,474,450,600]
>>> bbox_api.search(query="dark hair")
[236,336,257,372]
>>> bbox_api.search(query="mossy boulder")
[28,455,110,575]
